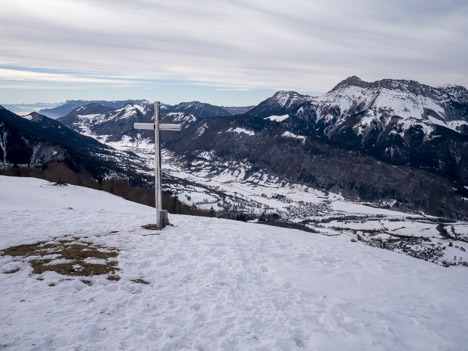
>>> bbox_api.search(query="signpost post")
[134,101,181,229]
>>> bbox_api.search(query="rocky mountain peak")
[21,112,47,123]
[167,101,231,118]
[176,101,202,108]
[443,85,468,102]
[372,78,441,98]
[331,76,369,91]
[247,91,312,118]
[67,103,115,117]
[271,91,308,106]
[330,76,448,102]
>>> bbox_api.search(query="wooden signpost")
[134,101,181,229]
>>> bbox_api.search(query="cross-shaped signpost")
[134,101,181,229]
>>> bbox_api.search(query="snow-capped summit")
[166,101,231,118]
[313,76,467,134]
[162,112,197,127]
[329,75,369,92]
[271,91,311,107]
[248,91,313,118]
[113,103,147,121]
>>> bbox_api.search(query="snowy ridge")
[1,176,468,350]
[227,127,255,136]
[165,112,197,124]
[265,114,289,122]
[166,101,231,118]
[312,77,467,136]
[282,131,306,143]
[113,104,146,120]
[272,91,313,108]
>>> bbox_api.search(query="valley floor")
[1,176,468,350]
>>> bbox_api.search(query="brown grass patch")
[3,268,20,274]
[131,278,150,285]
[141,224,159,230]
[107,275,121,281]
[0,238,120,280]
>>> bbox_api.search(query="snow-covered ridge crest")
[114,104,146,120]
[227,127,255,136]
[265,114,289,122]
[312,76,468,135]
[165,112,196,124]
[271,91,314,108]
[282,131,306,143]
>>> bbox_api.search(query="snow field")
[1,176,468,350]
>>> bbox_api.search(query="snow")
[272,92,313,108]
[166,112,197,124]
[227,127,255,136]
[317,85,366,112]
[265,114,289,122]
[372,89,444,120]
[395,117,434,138]
[114,105,142,120]
[447,120,468,132]
[282,131,306,143]
[194,123,208,138]
[315,84,468,136]
[274,92,295,107]
[1,176,468,350]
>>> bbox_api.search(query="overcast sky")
[1,0,467,105]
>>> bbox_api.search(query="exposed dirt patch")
[3,268,20,274]
[142,224,159,230]
[0,238,120,280]
[131,278,150,285]
[107,274,121,281]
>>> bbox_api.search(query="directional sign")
[133,122,154,130]
[134,123,181,131]
[134,101,181,229]
[160,124,181,131]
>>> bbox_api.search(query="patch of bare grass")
[131,278,150,285]
[3,268,21,274]
[0,238,120,280]
[141,224,159,230]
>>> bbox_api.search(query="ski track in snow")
[1,176,468,350]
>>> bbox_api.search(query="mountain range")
[0,105,150,183]
[38,100,253,119]
[1,76,468,219]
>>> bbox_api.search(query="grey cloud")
[0,0,467,92]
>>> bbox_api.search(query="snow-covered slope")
[0,107,144,177]
[279,77,468,189]
[57,101,197,145]
[311,76,468,136]
[1,176,468,350]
